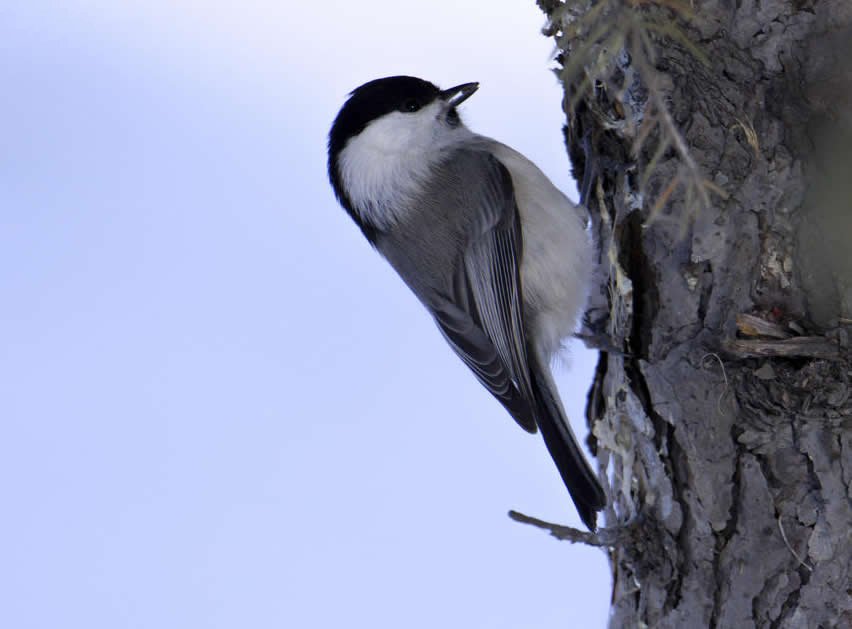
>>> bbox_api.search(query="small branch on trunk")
[508,510,625,547]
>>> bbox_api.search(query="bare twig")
[508,510,623,547]
[736,313,793,339]
[725,337,841,360]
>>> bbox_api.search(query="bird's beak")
[439,82,479,108]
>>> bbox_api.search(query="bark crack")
[710,430,744,629]
[664,420,690,614]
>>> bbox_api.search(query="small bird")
[327,76,606,529]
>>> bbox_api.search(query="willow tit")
[327,76,606,529]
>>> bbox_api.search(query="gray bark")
[536,1,852,626]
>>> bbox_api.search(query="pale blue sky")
[1,2,609,627]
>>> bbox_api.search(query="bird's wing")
[427,151,537,433]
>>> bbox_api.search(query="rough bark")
[536,1,852,627]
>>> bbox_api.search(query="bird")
[327,75,606,529]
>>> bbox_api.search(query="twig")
[736,313,793,339]
[725,337,841,360]
[508,510,622,547]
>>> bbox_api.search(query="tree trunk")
[536,1,852,626]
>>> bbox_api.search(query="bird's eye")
[401,99,421,113]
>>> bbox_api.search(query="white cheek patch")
[337,103,472,229]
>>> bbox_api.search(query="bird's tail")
[529,359,606,530]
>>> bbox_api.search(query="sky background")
[1,2,610,627]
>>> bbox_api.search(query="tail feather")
[529,361,606,530]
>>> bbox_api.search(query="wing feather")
[428,153,537,433]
